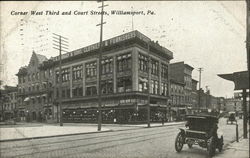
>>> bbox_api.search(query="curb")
[0,122,185,143]
[0,130,113,143]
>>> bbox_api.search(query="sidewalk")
[214,137,249,158]
[0,121,185,142]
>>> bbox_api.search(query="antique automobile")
[227,112,237,124]
[175,115,223,157]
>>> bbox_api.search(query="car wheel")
[175,132,184,152]
[207,136,216,157]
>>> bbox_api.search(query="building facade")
[191,79,198,111]
[169,79,185,120]
[0,86,18,121]
[16,30,173,123]
[170,62,194,109]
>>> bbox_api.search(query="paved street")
[0,118,245,158]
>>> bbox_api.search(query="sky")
[0,1,247,98]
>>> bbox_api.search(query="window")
[139,53,148,72]
[117,53,131,72]
[73,65,83,80]
[151,59,159,75]
[161,82,168,96]
[73,87,83,97]
[23,76,26,83]
[138,77,148,92]
[86,62,97,78]
[32,73,35,81]
[62,68,70,82]
[117,77,132,92]
[86,86,97,96]
[28,75,31,81]
[36,85,39,91]
[101,57,113,74]
[161,64,168,79]
[150,80,159,94]
[101,80,113,94]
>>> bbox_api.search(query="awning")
[24,97,30,102]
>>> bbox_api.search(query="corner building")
[17,30,173,123]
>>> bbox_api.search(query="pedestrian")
[161,114,164,125]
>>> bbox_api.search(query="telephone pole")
[97,0,108,131]
[198,67,203,111]
[52,33,69,126]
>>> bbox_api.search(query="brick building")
[170,62,194,109]
[16,30,173,123]
[169,79,185,120]
[0,86,18,121]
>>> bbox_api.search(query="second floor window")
[101,57,113,74]
[139,53,148,72]
[150,80,159,95]
[151,59,159,76]
[161,82,168,96]
[86,86,97,96]
[73,65,83,80]
[86,62,97,78]
[117,53,131,72]
[101,80,113,94]
[117,77,132,93]
[62,68,70,82]
[161,64,168,79]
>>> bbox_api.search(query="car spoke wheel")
[207,136,216,157]
[175,132,184,152]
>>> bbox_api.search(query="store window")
[86,61,97,77]
[117,77,132,92]
[117,53,131,72]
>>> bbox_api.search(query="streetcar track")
[0,125,178,150]
[1,128,176,157]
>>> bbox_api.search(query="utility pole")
[147,42,151,128]
[198,67,203,111]
[97,0,108,131]
[52,33,69,126]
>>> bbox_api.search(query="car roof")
[186,114,218,120]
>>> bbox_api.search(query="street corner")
[214,138,249,158]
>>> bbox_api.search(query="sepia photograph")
[0,1,249,158]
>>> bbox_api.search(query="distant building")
[191,79,198,111]
[170,62,194,109]
[0,86,18,121]
[16,52,53,122]
[224,98,242,113]
[16,30,173,123]
[169,79,185,120]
